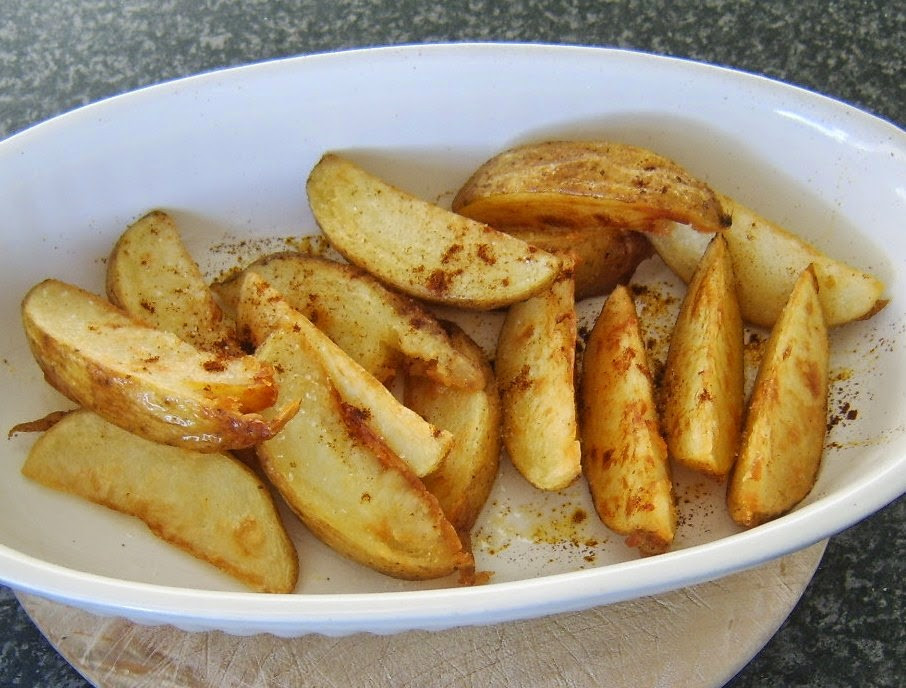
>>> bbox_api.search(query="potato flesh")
[579,285,677,554]
[496,268,581,490]
[662,236,744,479]
[106,210,241,354]
[306,154,561,310]
[255,327,470,580]
[650,193,887,327]
[22,410,299,593]
[503,225,653,300]
[213,252,483,390]
[22,279,290,451]
[235,273,453,478]
[727,266,829,527]
[405,323,501,533]
[452,140,731,234]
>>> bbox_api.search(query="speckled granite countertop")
[0,2,903,686]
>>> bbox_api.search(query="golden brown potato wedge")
[727,265,829,527]
[579,285,677,554]
[213,252,482,390]
[22,410,298,593]
[503,225,653,300]
[106,210,241,354]
[22,279,294,452]
[662,235,745,479]
[452,140,731,235]
[235,272,452,478]
[255,326,471,580]
[405,322,501,533]
[306,154,561,310]
[496,264,581,490]
[650,193,887,327]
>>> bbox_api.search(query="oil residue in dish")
[823,313,904,451]
[471,464,612,574]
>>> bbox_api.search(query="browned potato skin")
[452,140,731,235]
[405,322,501,533]
[306,153,562,310]
[503,225,653,300]
[255,327,471,580]
[496,265,581,491]
[213,251,483,390]
[727,266,829,527]
[22,279,293,452]
[107,210,241,354]
[7,409,74,437]
[579,285,677,555]
[663,235,744,479]
[23,410,299,593]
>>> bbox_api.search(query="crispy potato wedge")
[213,252,482,390]
[662,235,745,479]
[504,225,653,300]
[255,327,471,580]
[22,410,298,593]
[405,322,501,533]
[306,154,561,310]
[235,272,452,478]
[22,279,294,452]
[650,193,887,327]
[496,264,581,490]
[579,285,677,554]
[106,210,241,354]
[452,140,731,235]
[727,265,829,527]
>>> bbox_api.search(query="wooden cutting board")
[18,541,825,688]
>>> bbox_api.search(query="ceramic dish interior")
[0,43,903,636]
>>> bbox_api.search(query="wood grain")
[18,541,825,688]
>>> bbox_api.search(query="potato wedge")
[650,193,887,327]
[306,154,561,310]
[496,264,581,490]
[235,272,452,478]
[405,322,501,532]
[579,285,677,554]
[22,279,294,451]
[504,225,653,300]
[106,210,241,354]
[727,265,829,527]
[452,140,731,235]
[22,410,298,593]
[255,326,470,580]
[662,235,744,479]
[213,252,482,390]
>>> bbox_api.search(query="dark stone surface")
[1,2,903,686]
[2,0,903,140]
